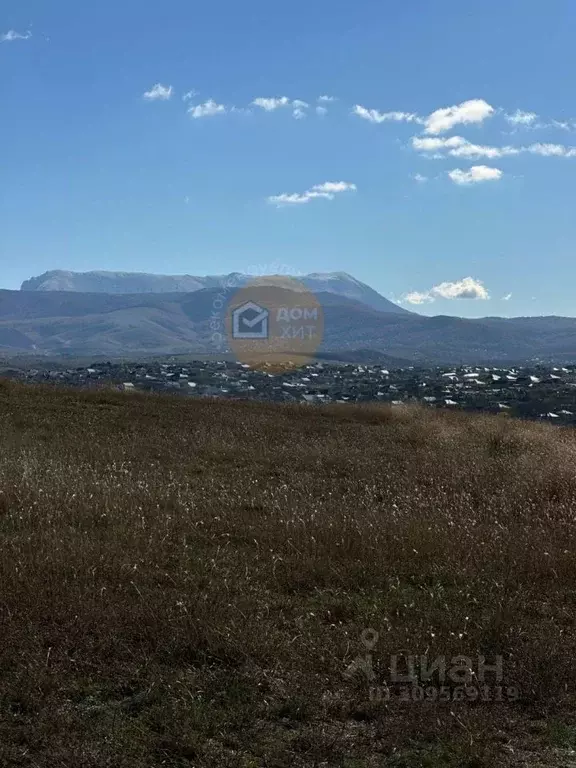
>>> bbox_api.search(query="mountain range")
[1,269,575,364]
[21,270,409,315]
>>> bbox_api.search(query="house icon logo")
[232,301,269,339]
[225,275,324,372]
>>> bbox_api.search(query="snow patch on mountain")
[21,270,411,314]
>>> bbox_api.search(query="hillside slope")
[3,287,576,361]
[20,269,411,314]
[0,384,575,766]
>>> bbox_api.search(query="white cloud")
[433,277,490,300]
[505,114,576,131]
[292,99,309,120]
[314,181,356,194]
[252,96,310,119]
[384,111,421,123]
[502,293,512,301]
[182,90,198,102]
[413,173,428,183]
[448,165,503,185]
[550,119,576,131]
[505,109,538,127]
[269,193,316,206]
[188,99,226,118]
[252,96,291,111]
[424,99,495,135]
[412,136,467,152]
[412,135,576,160]
[404,277,490,304]
[527,142,576,157]
[268,181,356,206]
[316,96,335,116]
[143,83,174,101]
[353,104,421,124]
[354,97,568,138]
[404,291,434,305]
[449,141,520,159]
[412,134,519,160]
[1,29,32,42]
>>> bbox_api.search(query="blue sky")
[2,0,576,317]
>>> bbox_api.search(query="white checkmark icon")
[241,310,268,328]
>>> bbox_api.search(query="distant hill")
[20,269,411,315]
[3,286,576,363]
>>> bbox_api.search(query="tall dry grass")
[1,380,576,766]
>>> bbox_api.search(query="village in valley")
[3,358,576,423]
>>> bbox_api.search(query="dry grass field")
[2,380,576,766]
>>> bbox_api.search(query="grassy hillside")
[1,381,576,766]
[6,287,576,362]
